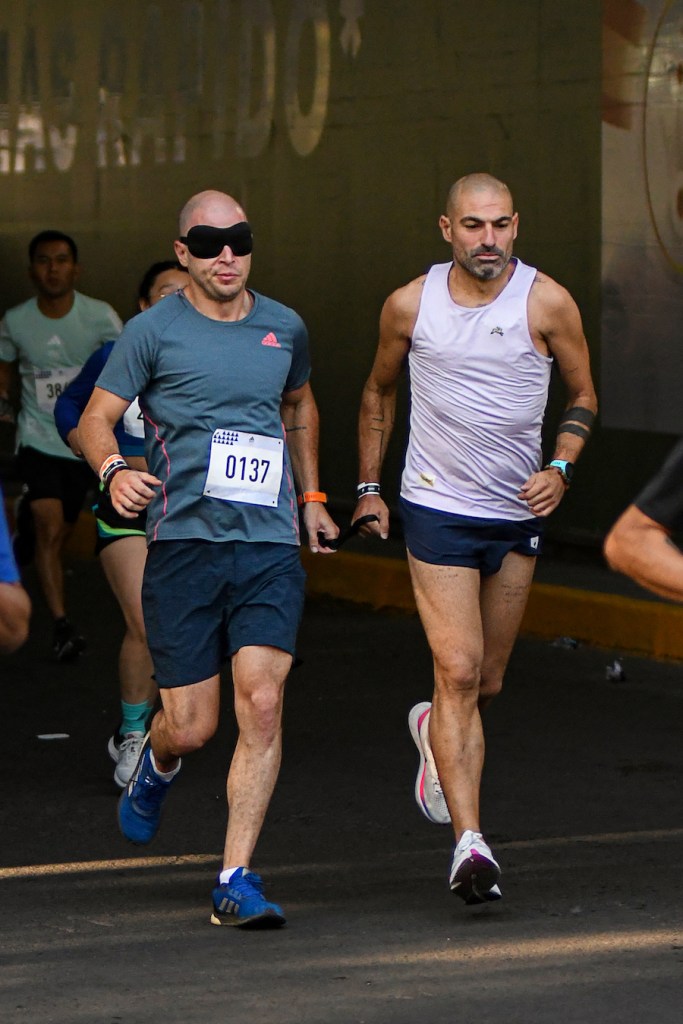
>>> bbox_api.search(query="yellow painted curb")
[301,549,683,661]
[301,549,415,611]
[523,583,683,660]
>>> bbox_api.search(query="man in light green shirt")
[0,230,121,659]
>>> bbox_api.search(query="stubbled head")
[177,190,248,237]
[445,173,512,220]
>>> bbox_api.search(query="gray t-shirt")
[0,292,122,458]
[96,290,311,545]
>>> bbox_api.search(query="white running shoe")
[408,702,451,825]
[449,829,501,904]
[110,732,146,789]
[464,883,502,905]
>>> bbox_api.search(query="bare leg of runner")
[408,550,535,838]
[31,497,70,620]
[100,536,155,705]
[224,644,291,868]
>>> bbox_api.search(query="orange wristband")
[297,491,327,506]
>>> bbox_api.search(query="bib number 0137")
[203,429,283,507]
[226,454,271,484]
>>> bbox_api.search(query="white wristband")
[357,482,381,498]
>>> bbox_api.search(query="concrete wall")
[0,2,667,542]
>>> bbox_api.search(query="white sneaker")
[111,732,146,789]
[465,883,502,905]
[408,702,451,825]
[449,829,501,904]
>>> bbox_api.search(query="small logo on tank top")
[490,326,504,336]
[261,332,281,347]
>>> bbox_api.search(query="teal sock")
[120,700,152,736]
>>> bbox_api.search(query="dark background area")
[0,2,673,548]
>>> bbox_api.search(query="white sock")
[219,866,244,885]
[149,750,181,781]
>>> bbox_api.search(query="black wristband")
[103,464,128,493]
[357,482,381,498]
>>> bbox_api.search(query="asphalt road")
[1,558,682,1023]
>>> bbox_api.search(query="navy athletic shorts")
[400,497,543,576]
[17,445,95,524]
[142,539,307,688]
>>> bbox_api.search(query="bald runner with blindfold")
[79,189,338,929]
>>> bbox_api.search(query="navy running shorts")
[17,445,95,524]
[141,539,307,688]
[400,497,543,576]
[92,486,147,555]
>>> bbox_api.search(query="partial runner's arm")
[281,380,339,554]
[79,387,160,518]
[353,279,419,538]
[54,346,109,456]
[605,438,683,601]
[604,507,683,602]
[520,274,597,517]
[0,581,31,653]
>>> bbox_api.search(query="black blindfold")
[179,222,253,259]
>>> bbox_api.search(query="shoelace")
[229,871,264,895]
[131,756,168,811]
[425,747,444,795]
[119,735,144,757]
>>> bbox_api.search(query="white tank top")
[400,258,552,520]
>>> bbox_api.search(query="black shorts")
[142,539,307,688]
[17,445,95,524]
[92,487,147,555]
[400,497,543,576]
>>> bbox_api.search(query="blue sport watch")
[544,459,573,486]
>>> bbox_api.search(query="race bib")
[122,397,144,438]
[203,429,283,507]
[33,366,81,412]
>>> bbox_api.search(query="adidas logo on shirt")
[261,332,280,347]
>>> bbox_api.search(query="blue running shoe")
[210,868,286,929]
[117,735,178,845]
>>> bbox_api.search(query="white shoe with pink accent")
[449,829,502,904]
[408,702,451,825]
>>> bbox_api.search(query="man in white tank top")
[353,174,597,906]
